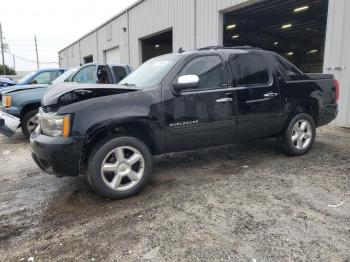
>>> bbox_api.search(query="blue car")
[0,76,17,87]
[15,68,66,86]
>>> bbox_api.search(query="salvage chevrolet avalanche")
[30,46,339,199]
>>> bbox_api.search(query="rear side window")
[274,55,303,81]
[179,55,227,90]
[230,54,270,86]
[112,66,128,83]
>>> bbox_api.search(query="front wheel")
[21,109,39,139]
[87,136,153,199]
[282,113,316,156]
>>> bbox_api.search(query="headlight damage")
[39,113,71,137]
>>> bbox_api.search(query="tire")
[282,113,316,156]
[87,136,153,200]
[21,109,39,139]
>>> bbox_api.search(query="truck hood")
[0,84,49,95]
[42,83,139,106]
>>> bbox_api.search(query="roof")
[37,68,66,72]
[58,0,145,53]
[196,45,262,51]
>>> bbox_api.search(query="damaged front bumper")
[0,110,20,137]
[30,127,85,177]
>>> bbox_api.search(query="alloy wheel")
[100,146,145,191]
[27,115,39,133]
[291,119,313,150]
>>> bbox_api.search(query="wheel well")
[289,99,319,125]
[21,103,40,119]
[80,122,157,172]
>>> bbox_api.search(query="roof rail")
[197,45,261,51]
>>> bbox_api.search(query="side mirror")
[29,79,38,85]
[173,75,200,92]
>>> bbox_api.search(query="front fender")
[6,89,46,116]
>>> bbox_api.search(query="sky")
[1,0,138,72]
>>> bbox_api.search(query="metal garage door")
[105,47,120,64]
[324,0,350,127]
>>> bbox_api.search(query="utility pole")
[12,54,15,72]
[0,22,5,75]
[34,35,39,69]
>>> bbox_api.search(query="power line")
[7,52,58,64]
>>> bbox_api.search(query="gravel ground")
[0,125,349,261]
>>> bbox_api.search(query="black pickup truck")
[30,46,339,199]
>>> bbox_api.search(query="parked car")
[0,64,132,138]
[0,76,17,88]
[30,46,339,199]
[15,68,66,86]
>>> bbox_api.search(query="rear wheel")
[87,136,153,199]
[21,109,39,139]
[282,113,316,156]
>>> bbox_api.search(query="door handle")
[264,92,278,98]
[216,97,233,103]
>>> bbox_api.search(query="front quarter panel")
[57,88,162,137]
[4,88,47,117]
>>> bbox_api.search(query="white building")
[58,0,350,127]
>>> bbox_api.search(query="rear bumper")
[318,103,338,127]
[30,129,85,177]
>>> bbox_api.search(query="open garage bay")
[223,0,328,73]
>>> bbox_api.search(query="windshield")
[119,54,183,88]
[17,71,36,85]
[52,67,79,85]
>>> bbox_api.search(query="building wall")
[97,13,128,64]
[128,0,196,67]
[79,31,98,63]
[324,0,350,127]
[58,0,264,69]
[67,43,80,67]
[59,49,68,68]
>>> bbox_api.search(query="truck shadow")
[40,136,344,231]
[40,139,282,218]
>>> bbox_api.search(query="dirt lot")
[0,126,349,261]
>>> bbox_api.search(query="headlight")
[2,96,12,108]
[39,113,71,137]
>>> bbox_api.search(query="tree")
[0,65,16,75]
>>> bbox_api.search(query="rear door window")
[230,54,270,86]
[72,65,96,83]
